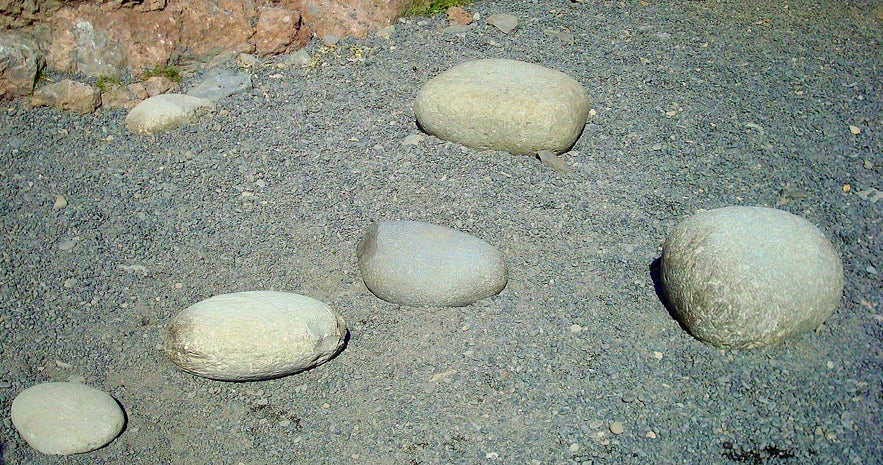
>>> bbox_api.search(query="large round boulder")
[11,382,125,455]
[661,206,844,349]
[357,221,508,307]
[165,291,347,381]
[413,58,590,156]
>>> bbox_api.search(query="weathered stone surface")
[0,0,61,29]
[11,382,125,455]
[0,32,44,99]
[187,68,252,102]
[255,5,312,57]
[661,206,844,349]
[100,82,141,109]
[125,93,215,135]
[357,221,508,307]
[43,0,258,77]
[30,79,100,114]
[288,0,414,39]
[414,59,591,156]
[142,75,180,97]
[165,291,348,381]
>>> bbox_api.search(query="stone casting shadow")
[649,256,690,334]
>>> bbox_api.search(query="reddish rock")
[254,6,312,57]
[143,75,181,97]
[0,32,44,99]
[446,6,472,25]
[171,0,256,60]
[288,0,415,39]
[100,82,142,110]
[31,79,100,114]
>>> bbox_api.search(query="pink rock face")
[288,0,415,38]
[44,0,258,77]
[255,6,312,57]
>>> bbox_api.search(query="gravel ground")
[1,0,881,463]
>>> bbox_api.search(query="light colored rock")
[125,93,215,135]
[661,206,844,349]
[0,32,44,99]
[255,5,312,57]
[414,58,590,156]
[186,68,252,102]
[487,13,519,34]
[357,221,508,307]
[11,382,125,455]
[165,291,347,381]
[30,79,100,114]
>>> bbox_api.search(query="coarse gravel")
[1,0,881,464]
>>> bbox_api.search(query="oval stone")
[414,58,590,155]
[125,93,215,135]
[661,206,844,349]
[11,382,125,455]
[357,221,508,307]
[165,291,347,381]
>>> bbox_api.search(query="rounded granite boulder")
[357,221,508,307]
[661,206,844,349]
[413,58,590,156]
[11,382,125,455]
[165,291,347,381]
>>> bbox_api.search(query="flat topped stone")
[661,206,844,349]
[165,291,347,381]
[357,221,508,307]
[11,382,125,455]
[414,58,590,156]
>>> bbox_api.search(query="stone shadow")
[649,256,690,334]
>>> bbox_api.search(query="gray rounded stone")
[661,206,844,349]
[357,221,508,307]
[11,382,125,455]
[125,93,215,135]
[413,58,590,156]
[165,291,347,381]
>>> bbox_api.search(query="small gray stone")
[284,49,312,67]
[11,382,125,455]
[186,68,252,102]
[125,93,215,135]
[661,206,844,349]
[357,221,508,307]
[165,291,347,381]
[414,59,590,156]
[487,13,519,34]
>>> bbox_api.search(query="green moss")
[95,75,121,92]
[141,65,182,83]
[404,0,471,17]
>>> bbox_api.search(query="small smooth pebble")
[610,421,625,435]
[11,382,125,455]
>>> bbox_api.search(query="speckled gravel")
[1,1,880,464]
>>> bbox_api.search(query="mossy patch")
[404,0,471,17]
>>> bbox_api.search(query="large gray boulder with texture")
[357,221,508,307]
[165,291,347,381]
[661,206,844,349]
[12,382,125,455]
[413,58,590,155]
[125,93,215,135]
